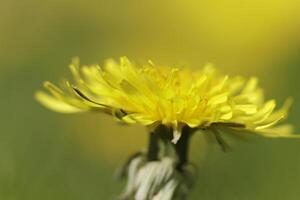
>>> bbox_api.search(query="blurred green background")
[1,0,300,199]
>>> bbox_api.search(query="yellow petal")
[254,124,300,138]
[207,93,228,106]
[35,91,85,113]
[69,57,81,81]
[220,112,233,120]
[234,105,257,115]
[242,77,258,93]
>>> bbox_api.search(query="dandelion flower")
[36,57,298,200]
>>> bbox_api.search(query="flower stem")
[120,125,196,200]
[147,125,193,170]
[174,126,192,171]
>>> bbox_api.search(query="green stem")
[147,125,192,171]
[174,126,192,171]
[147,131,160,161]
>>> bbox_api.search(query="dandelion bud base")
[119,126,196,200]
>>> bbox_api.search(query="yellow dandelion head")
[36,57,297,143]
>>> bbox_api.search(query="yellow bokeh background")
[1,0,300,199]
